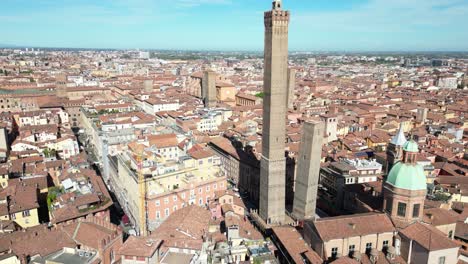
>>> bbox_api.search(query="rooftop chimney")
[352,251,362,263]
[386,246,396,260]
[369,249,379,264]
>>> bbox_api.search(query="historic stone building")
[202,70,217,108]
[292,120,324,220]
[383,140,427,227]
[259,0,290,225]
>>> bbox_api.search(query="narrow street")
[74,129,126,229]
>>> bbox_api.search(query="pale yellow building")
[0,254,21,264]
[0,185,40,229]
[0,169,8,189]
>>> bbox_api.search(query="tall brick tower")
[293,120,324,220]
[287,68,296,109]
[56,74,68,98]
[259,0,290,225]
[202,70,216,108]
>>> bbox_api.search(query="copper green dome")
[403,140,419,153]
[386,162,427,191]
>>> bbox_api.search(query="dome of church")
[403,140,419,153]
[386,162,427,191]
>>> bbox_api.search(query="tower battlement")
[264,10,290,27]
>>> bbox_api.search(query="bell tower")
[386,123,407,174]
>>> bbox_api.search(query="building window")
[366,242,373,252]
[10,213,16,220]
[164,198,169,204]
[173,196,177,202]
[155,200,160,206]
[383,240,389,249]
[206,185,210,192]
[331,247,338,258]
[438,256,445,264]
[181,192,186,199]
[22,210,31,217]
[213,183,217,189]
[412,204,420,218]
[385,198,393,213]
[156,211,160,219]
[173,205,177,212]
[199,198,203,205]
[397,202,406,217]
[199,188,202,194]
[348,244,355,254]
[448,230,453,239]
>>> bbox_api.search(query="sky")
[1,0,468,51]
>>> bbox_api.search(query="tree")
[253,258,263,264]
[43,148,57,158]
[47,186,63,209]
[433,192,451,202]
[43,148,50,158]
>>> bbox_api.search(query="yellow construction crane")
[136,150,147,237]
[136,148,194,235]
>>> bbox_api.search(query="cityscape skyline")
[0,0,467,263]
[2,0,468,51]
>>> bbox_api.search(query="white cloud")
[295,0,468,32]
[290,0,468,50]
[174,0,232,8]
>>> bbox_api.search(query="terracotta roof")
[61,221,117,250]
[455,221,468,241]
[188,148,214,160]
[0,226,76,258]
[272,226,322,264]
[209,137,240,160]
[150,205,210,251]
[118,236,162,257]
[9,175,48,191]
[422,208,459,226]
[400,222,459,251]
[147,133,178,148]
[224,213,263,241]
[312,213,395,241]
[4,184,39,213]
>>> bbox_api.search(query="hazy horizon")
[3,44,468,54]
[2,0,468,52]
